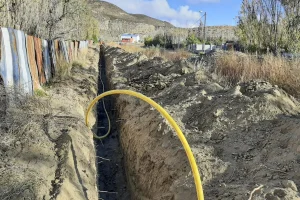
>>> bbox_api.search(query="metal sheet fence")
[0,27,91,99]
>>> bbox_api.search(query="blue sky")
[104,0,242,27]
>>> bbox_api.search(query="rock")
[195,70,208,82]
[265,193,280,200]
[112,77,127,83]
[201,90,207,96]
[213,108,224,118]
[156,82,166,90]
[272,89,281,97]
[220,183,226,187]
[211,132,225,141]
[232,86,242,96]
[273,189,287,198]
[181,67,193,75]
[282,180,298,191]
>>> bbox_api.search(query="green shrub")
[186,34,200,45]
[144,36,153,47]
[34,89,47,97]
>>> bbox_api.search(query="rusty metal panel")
[26,35,40,90]
[54,40,60,62]
[8,28,20,90]
[67,41,72,62]
[34,37,46,85]
[69,41,74,62]
[74,41,78,59]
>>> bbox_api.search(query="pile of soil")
[0,48,99,200]
[103,45,300,200]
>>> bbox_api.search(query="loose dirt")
[0,47,99,200]
[102,45,300,200]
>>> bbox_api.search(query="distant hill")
[89,1,174,27]
[88,0,236,42]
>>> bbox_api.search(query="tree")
[144,36,153,47]
[236,0,286,53]
[186,34,200,45]
[0,0,99,40]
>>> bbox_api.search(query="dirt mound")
[0,48,99,200]
[103,46,300,200]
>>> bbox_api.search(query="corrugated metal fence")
[0,27,90,99]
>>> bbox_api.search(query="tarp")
[34,37,46,84]
[42,40,51,82]
[0,28,14,88]
[8,28,20,90]
[26,35,40,90]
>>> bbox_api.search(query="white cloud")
[103,0,201,27]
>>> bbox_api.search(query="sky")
[103,0,242,28]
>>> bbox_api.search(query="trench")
[95,50,131,200]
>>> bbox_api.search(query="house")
[120,34,140,43]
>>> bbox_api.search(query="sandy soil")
[102,45,300,200]
[0,47,99,200]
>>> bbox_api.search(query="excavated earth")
[102,45,300,200]
[0,48,99,200]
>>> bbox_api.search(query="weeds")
[56,53,72,80]
[34,89,48,97]
[215,51,300,96]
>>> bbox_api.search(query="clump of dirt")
[0,48,99,200]
[103,45,300,200]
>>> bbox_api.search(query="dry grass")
[106,42,191,62]
[215,51,300,96]
[56,53,72,80]
[55,49,88,80]
[76,48,89,65]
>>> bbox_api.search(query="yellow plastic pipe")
[85,90,204,200]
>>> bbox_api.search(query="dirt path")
[0,47,99,200]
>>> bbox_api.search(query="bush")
[186,34,200,45]
[92,34,98,44]
[144,34,173,49]
[215,51,300,97]
[144,36,153,47]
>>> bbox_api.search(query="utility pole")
[199,11,207,53]
[203,12,206,43]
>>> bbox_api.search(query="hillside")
[89,0,236,42]
[89,0,174,27]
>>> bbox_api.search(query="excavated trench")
[95,50,130,200]
[97,45,300,200]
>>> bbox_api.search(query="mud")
[102,45,300,200]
